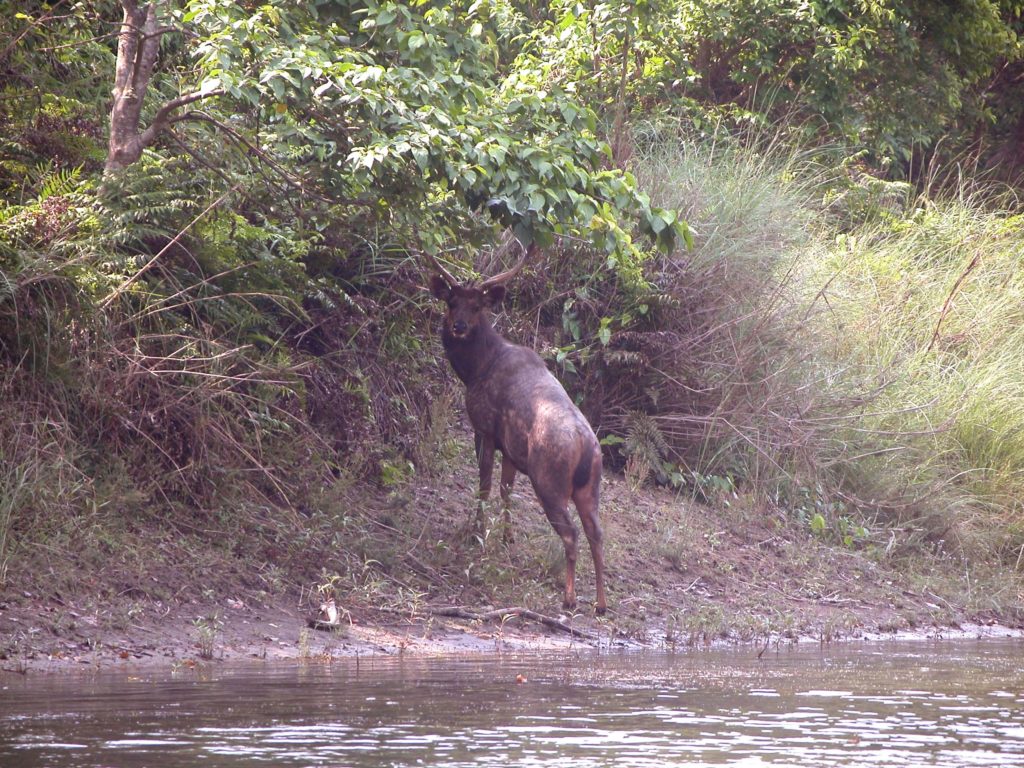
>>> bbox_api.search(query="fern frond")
[39,164,83,201]
[623,409,670,489]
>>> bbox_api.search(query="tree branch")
[428,605,599,641]
[38,32,122,52]
[111,2,142,96]
[138,89,226,148]
[166,129,235,187]
[173,110,362,206]
[0,0,69,64]
[129,4,160,97]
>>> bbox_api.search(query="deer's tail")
[572,450,596,490]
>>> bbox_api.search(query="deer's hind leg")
[532,485,579,610]
[572,467,606,615]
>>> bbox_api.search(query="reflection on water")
[2,641,1023,767]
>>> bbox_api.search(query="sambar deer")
[427,245,607,615]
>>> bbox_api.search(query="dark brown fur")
[430,275,607,615]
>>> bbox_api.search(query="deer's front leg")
[499,454,516,545]
[474,432,495,531]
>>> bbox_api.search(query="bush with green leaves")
[522,0,1021,174]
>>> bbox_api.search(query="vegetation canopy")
[2,0,1023,633]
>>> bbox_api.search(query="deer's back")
[466,341,599,487]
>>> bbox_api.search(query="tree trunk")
[103,2,224,175]
[105,1,162,173]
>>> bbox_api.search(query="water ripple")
[2,641,1023,767]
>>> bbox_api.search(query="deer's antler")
[479,241,537,290]
[424,251,461,286]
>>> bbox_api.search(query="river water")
[2,640,1023,767]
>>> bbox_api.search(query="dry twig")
[428,605,598,641]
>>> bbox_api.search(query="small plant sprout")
[193,614,222,660]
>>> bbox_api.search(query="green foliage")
[177,0,687,257]
[192,613,222,659]
[4,0,1024,603]
[526,0,1022,172]
[791,485,868,548]
[1,5,112,179]
[99,152,204,248]
[623,410,669,489]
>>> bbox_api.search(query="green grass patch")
[627,126,1024,570]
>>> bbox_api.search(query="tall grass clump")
[607,125,848,490]
[810,197,1024,559]
[613,123,1024,565]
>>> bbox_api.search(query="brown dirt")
[2,438,1023,675]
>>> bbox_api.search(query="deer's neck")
[443,321,504,386]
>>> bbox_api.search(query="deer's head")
[427,245,533,342]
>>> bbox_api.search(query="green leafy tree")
[521,0,1022,172]
[93,0,688,255]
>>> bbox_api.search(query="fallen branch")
[306,602,601,641]
[428,605,599,641]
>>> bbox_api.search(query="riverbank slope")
[3,439,1022,674]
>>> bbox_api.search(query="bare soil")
[3,440,1023,675]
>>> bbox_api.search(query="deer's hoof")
[563,598,577,611]
[595,605,607,617]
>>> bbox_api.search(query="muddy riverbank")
[4,462,1023,674]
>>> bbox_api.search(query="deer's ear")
[482,285,506,308]
[430,275,452,301]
